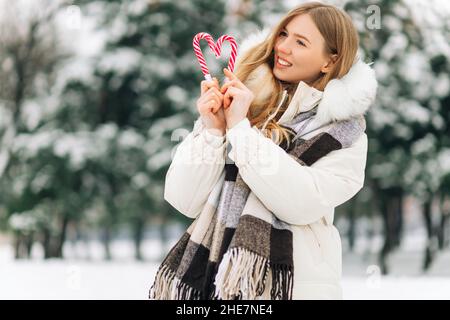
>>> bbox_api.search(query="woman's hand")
[220,68,255,129]
[196,77,226,136]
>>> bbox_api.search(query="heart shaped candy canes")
[193,32,238,82]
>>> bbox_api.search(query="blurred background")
[0,0,449,299]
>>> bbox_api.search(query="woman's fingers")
[220,68,247,93]
[200,80,210,95]
[209,87,223,101]
[200,86,222,102]
[212,101,222,113]
[220,79,246,94]
[207,95,220,111]
[223,67,238,80]
[200,77,219,95]
[207,100,215,113]
[199,79,226,114]
[223,86,240,108]
[203,88,223,112]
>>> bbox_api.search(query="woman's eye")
[279,31,305,46]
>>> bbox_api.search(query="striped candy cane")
[193,32,238,83]
[193,33,216,81]
[215,34,237,75]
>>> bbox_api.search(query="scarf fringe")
[213,247,293,300]
[271,263,294,300]
[149,264,202,300]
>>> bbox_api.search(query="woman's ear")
[321,54,338,74]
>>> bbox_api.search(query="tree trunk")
[13,232,25,259]
[43,234,61,259]
[347,199,357,252]
[437,192,449,250]
[55,215,69,258]
[379,193,391,275]
[378,187,403,275]
[133,218,145,261]
[25,232,34,258]
[102,226,112,260]
[43,228,51,259]
[422,196,437,271]
[394,190,404,248]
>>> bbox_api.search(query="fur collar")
[234,27,378,126]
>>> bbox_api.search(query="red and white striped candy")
[193,32,237,82]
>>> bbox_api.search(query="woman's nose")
[277,40,291,55]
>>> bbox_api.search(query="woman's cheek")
[299,52,320,75]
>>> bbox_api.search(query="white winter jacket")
[164,28,377,299]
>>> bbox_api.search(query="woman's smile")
[275,54,293,68]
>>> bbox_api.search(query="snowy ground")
[1,233,450,300]
[1,255,450,300]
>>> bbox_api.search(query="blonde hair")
[234,2,359,148]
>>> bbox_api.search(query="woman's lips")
[275,55,293,68]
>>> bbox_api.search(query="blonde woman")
[151,2,377,300]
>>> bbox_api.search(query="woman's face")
[273,14,332,85]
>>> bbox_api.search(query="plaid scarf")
[149,106,366,300]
